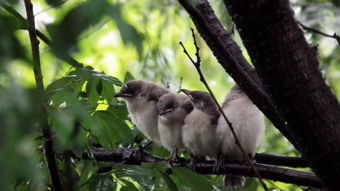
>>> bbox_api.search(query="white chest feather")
[182,109,219,158]
[216,97,265,160]
[125,97,160,144]
[158,115,184,152]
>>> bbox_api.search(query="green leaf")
[110,114,134,146]
[46,0,110,54]
[119,179,140,191]
[154,168,179,191]
[70,68,123,87]
[107,102,129,121]
[45,0,66,8]
[243,178,260,191]
[46,75,84,99]
[123,71,135,82]
[59,160,80,190]
[91,71,123,86]
[2,0,20,4]
[116,166,155,190]
[52,109,75,148]
[110,4,143,57]
[152,144,170,158]
[93,110,133,147]
[96,80,103,95]
[89,174,116,191]
[69,68,91,80]
[86,79,100,105]
[78,162,98,189]
[91,111,120,150]
[89,109,133,149]
[0,3,27,29]
[172,167,213,191]
[0,12,26,61]
[51,91,66,107]
[65,92,94,122]
[70,129,88,156]
[101,80,115,104]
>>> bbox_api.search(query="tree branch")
[83,148,321,189]
[23,1,62,190]
[298,21,340,46]
[177,0,299,151]
[254,153,308,168]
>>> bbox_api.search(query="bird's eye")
[122,86,137,96]
[123,87,130,93]
[166,103,174,110]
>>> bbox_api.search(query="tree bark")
[223,0,340,190]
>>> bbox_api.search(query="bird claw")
[190,156,206,171]
[244,154,256,165]
[190,157,198,171]
[136,142,154,161]
[136,144,148,162]
[141,141,153,150]
[213,158,226,174]
[168,152,181,164]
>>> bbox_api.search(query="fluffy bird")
[181,89,220,162]
[114,80,169,145]
[157,92,193,159]
[216,85,265,189]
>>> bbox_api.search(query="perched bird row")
[115,80,265,189]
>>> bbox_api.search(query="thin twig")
[23,1,63,190]
[179,28,269,191]
[299,21,340,46]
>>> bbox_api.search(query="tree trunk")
[224,0,340,190]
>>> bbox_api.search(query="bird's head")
[180,89,215,111]
[157,93,177,116]
[114,80,145,99]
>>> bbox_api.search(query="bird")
[180,89,220,166]
[114,80,170,145]
[216,85,265,189]
[157,92,193,160]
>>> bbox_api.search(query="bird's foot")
[141,141,153,150]
[213,158,226,174]
[135,141,153,161]
[168,152,181,164]
[133,145,146,163]
[190,157,198,171]
[190,156,205,171]
[244,154,256,165]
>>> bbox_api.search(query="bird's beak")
[180,89,192,99]
[114,92,133,98]
[159,108,173,116]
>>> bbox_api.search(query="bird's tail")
[223,175,245,190]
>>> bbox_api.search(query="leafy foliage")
[0,0,338,190]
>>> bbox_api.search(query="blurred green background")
[0,0,338,190]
